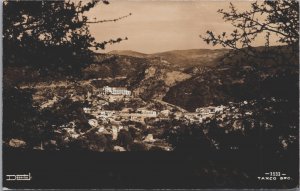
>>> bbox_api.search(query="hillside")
[163,47,299,111]
[4,46,298,112]
[83,53,192,100]
[150,49,229,69]
[87,47,299,111]
[108,50,148,58]
[107,48,229,70]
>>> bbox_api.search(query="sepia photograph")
[2,0,299,189]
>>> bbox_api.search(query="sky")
[85,0,277,54]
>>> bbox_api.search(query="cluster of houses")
[195,105,225,115]
[82,86,228,126]
[80,86,255,135]
[84,107,158,124]
[119,108,158,123]
[182,105,226,123]
[59,86,233,151]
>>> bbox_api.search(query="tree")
[3,0,130,75]
[201,0,299,63]
[2,0,130,149]
[3,87,47,147]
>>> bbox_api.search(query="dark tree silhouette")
[3,0,130,75]
[2,0,130,148]
[201,0,299,63]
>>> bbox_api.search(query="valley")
[3,47,298,154]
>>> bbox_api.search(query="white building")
[119,109,157,123]
[196,106,216,114]
[195,105,225,115]
[194,105,227,121]
[136,108,157,117]
[97,110,116,118]
[102,86,131,96]
[83,107,91,113]
[119,112,157,119]
[214,105,225,113]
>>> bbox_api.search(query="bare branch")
[87,13,132,24]
[200,0,299,64]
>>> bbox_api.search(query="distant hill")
[150,49,229,68]
[108,49,229,69]
[108,50,148,58]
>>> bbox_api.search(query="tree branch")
[87,13,132,24]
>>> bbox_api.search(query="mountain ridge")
[107,50,148,58]
[107,48,230,69]
[108,48,230,55]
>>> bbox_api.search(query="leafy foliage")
[3,0,127,75]
[3,87,49,147]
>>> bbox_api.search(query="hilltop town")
[4,45,298,154]
[13,76,295,154]
[13,80,239,151]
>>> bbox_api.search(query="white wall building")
[196,106,216,114]
[195,105,225,115]
[103,86,131,96]
[136,108,157,117]
[184,112,203,123]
